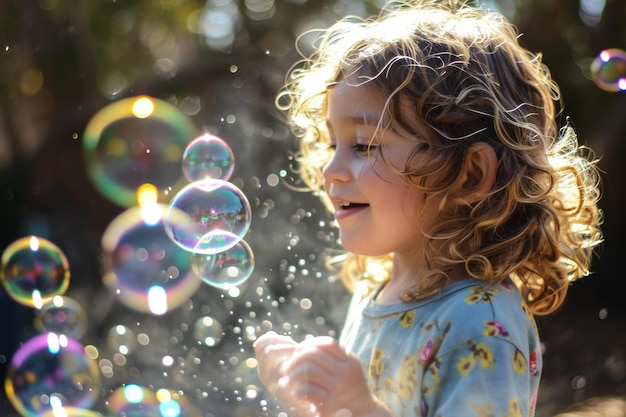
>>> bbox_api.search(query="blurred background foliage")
[0,0,625,416]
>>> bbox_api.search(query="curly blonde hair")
[278,0,602,315]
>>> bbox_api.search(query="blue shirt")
[339,279,541,417]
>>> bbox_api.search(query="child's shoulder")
[424,278,538,347]
[436,278,526,314]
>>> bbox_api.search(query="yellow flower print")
[457,353,476,376]
[512,349,526,375]
[470,402,495,417]
[483,321,509,337]
[464,287,501,304]
[464,293,483,304]
[499,397,522,417]
[458,342,495,376]
[399,310,415,329]
[397,350,420,400]
[369,348,385,379]
[474,343,495,369]
[420,319,438,333]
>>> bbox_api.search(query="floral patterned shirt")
[339,279,541,417]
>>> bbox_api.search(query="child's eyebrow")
[326,113,385,131]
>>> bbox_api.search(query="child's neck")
[374,261,467,304]
[374,280,406,304]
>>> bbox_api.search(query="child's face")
[322,79,437,259]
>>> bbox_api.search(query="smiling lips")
[333,201,369,220]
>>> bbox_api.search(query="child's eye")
[353,143,378,154]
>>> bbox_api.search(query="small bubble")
[570,375,586,390]
[1,236,70,308]
[182,133,235,182]
[299,298,312,310]
[599,308,608,319]
[590,48,626,92]
[164,179,251,254]
[191,238,254,290]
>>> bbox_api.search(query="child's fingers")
[254,332,299,392]
[253,331,297,351]
[300,335,349,360]
[277,337,351,406]
[283,336,349,376]
[278,369,329,407]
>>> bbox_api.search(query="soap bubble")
[191,236,254,289]
[34,295,88,340]
[1,236,70,308]
[105,384,160,416]
[5,332,101,417]
[590,48,626,92]
[183,133,235,182]
[193,316,225,347]
[164,179,251,255]
[101,204,202,315]
[106,325,136,355]
[83,95,198,207]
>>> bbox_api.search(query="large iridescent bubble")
[182,133,235,182]
[39,407,104,417]
[82,96,197,207]
[1,236,70,308]
[5,333,101,417]
[101,204,202,315]
[590,48,626,92]
[164,179,251,255]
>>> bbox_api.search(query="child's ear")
[454,142,497,204]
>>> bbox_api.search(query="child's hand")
[255,333,392,417]
[254,331,298,393]
[254,331,317,416]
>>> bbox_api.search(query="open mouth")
[343,202,368,208]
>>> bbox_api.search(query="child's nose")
[322,149,351,184]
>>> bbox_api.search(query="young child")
[254,1,603,416]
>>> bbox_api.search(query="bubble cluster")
[5,333,101,417]
[101,204,202,314]
[183,133,235,182]
[82,96,198,207]
[164,179,251,255]
[1,236,70,308]
[590,48,626,92]
[191,236,254,289]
